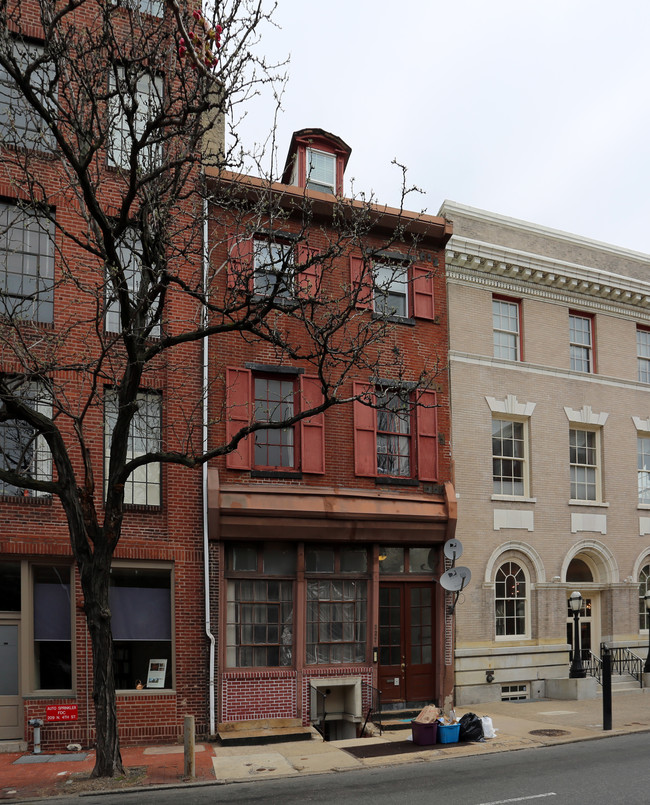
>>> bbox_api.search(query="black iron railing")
[610,646,644,685]
[361,681,382,736]
[583,649,602,683]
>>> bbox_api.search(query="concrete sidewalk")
[2,688,650,801]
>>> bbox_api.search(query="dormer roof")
[281,128,352,195]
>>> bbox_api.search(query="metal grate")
[501,683,528,701]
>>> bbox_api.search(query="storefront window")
[306,580,366,664]
[226,579,293,667]
[33,566,72,689]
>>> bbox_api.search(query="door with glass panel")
[378,583,434,703]
[0,622,21,739]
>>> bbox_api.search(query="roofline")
[208,168,453,243]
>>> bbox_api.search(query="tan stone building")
[440,200,650,705]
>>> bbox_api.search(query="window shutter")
[350,255,373,309]
[227,237,254,291]
[416,391,438,481]
[297,245,322,299]
[353,381,377,477]
[225,367,252,469]
[300,375,325,474]
[412,264,435,320]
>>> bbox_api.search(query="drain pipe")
[28,718,43,754]
[202,188,217,738]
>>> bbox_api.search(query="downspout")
[202,188,216,737]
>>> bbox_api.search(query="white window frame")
[108,68,163,170]
[494,560,530,640]
[373,263,409,319]
[638,436,650,505]
[638,328,650,383]
[492,417,528,498]
[640,563,650,632]
[0,382,52,497]
[104,389,162,506]
[569,313,593,373]
[569,427,601,502]
[306,147,336,194]
[492,297,520,360]
[106,231,160,336]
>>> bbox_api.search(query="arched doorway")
[565,557,600,660]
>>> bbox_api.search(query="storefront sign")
[45,704,78,722]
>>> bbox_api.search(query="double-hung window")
[0,202,54,323]
[569,313,593,373]
[104,389,162,505]
[350,255,436,322]
[225,367,325,474]
[353,383,438,482]
[569,428,599,501]
[492,419,527,497]
[638,328,650,383]
[638,437,650,504]
[492,297,520,360]
[0,381,52,497]
[0,40,56,150]
[106,231,160,336]
[640,564,650,631]
[306,148,336,194]
[374,263,408,318]
[253,238,294,299]
[108,67,163,170]
[495,561,527,637]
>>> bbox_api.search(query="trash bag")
[459,712,484,742]
[481,715,497,739]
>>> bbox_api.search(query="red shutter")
[297,245,322,299]
[227,237,254,292]
[416,391,438,481]
[225,367,252,469]
[353,381,377,477]
[300,375,325,474]
[350,254,373,309]
[412,264,435,320]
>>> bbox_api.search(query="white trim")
[564,405,608,426]
[632,551,650,585]
[494,509,534,532]
[484,541,546,584]
[486,394,536,417]
[633,416,650,433]
[560,539,619,584]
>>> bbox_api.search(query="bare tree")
[0,0,447,778]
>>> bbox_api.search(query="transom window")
[638,328,650,383]
[376,388,411,477]
[495,561,527,637]
[378,547,436,574]
[374,263,408,318]
[253,376,296,469]
[492,419,526,496]
[306,148,336,194]
[570,428,598,501]
[492,297,520,360]
[569,313,593,373]
[0,202,54,323]
[253,238,294,298]
[640,564,650,631]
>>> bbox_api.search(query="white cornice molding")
[485,394,536,417]
[440,200,650,263]
[564,405,609,426]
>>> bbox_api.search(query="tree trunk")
[79,553,124,778]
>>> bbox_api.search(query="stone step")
[217,719,316,747]
[0,740,27,754]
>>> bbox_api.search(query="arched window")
[639,564,650,631]
[495,561,527,637]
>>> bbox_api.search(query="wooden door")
[0,622,22,740]
[378,583,435,703]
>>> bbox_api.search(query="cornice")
[446,237,650,316]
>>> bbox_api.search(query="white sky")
[235,0,650,255]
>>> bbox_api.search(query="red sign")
[45,704,78,723]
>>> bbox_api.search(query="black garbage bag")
[459,712,484,742]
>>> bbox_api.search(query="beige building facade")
[441,200,650,705]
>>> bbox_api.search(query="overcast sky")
[235,0,650,256]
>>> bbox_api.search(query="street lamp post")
[644,592,650,674]
[569,590,586,679]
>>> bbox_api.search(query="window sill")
[568,500,609,508]
[24,690,74,699]
[122,503,163,512]
[375,476,419,487]
[251,470,303,480]
[0,494,52,505]
[495,635,531,643]
[116,688,175,695]
[371,312,416,327]
[491,495,537,503]
[637,505,650,511]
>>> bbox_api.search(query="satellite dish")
[440,567,469,592]
[444,539,463,562]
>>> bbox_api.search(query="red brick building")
[205,129,457,737]
[0,0,209,751]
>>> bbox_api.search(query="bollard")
[184,714,195,778]
[28,718,43,754]
[601,642,612,731]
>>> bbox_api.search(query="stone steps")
[217,718,316,747]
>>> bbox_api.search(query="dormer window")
[306,148,336,194]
